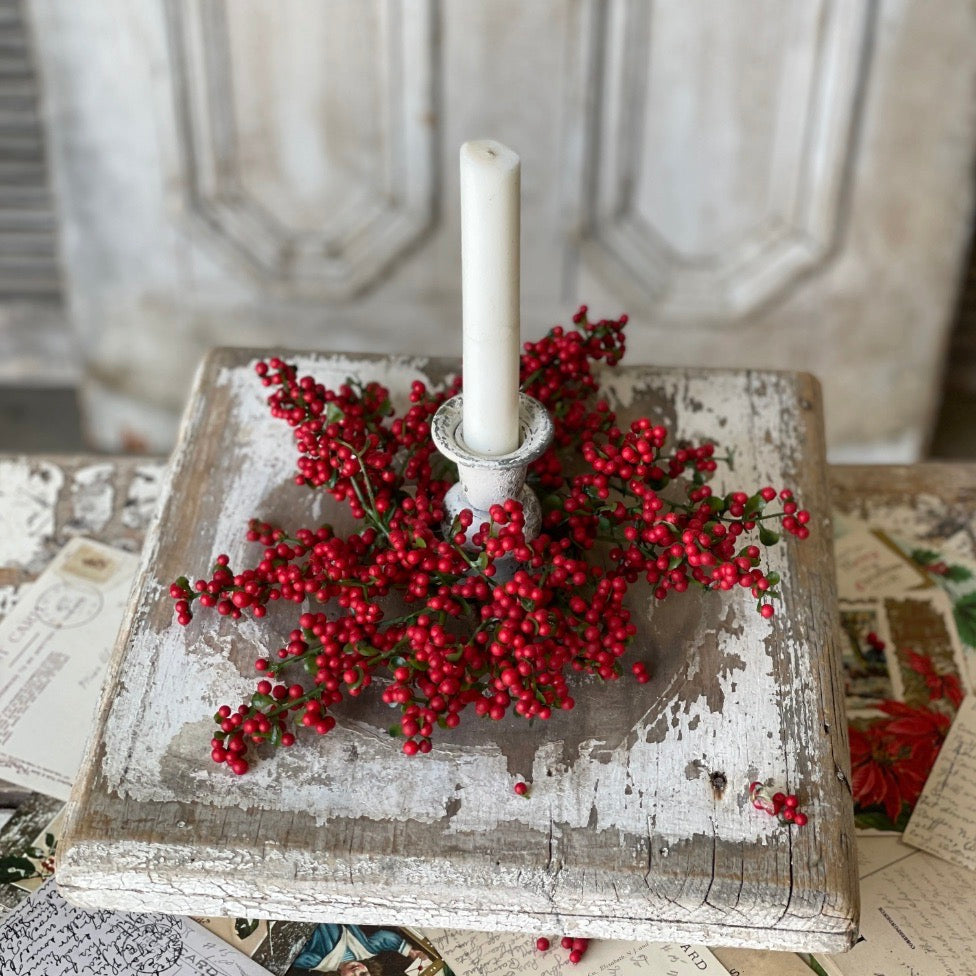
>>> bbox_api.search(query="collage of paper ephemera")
[3,514,976,976]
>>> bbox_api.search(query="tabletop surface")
[10,352,860,951]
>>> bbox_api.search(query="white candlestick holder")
[431,392,554,548]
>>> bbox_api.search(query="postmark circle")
[35,581,103,628]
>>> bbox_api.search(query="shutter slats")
[0,0,62,300]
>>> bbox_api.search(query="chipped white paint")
[207,354,444,565]
[70,463,116,532]
[99,361,802,841]
[121,465,166,530]
[0,459,63,568]
[102,601,792,845]
[58,351,857,951]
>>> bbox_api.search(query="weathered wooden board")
[55,351,858,951]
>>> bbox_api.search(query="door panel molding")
[167,0,437,300]
[577,0,872,319]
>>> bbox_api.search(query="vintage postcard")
[834,526,930,600]
[0,878,274,976]
[886,532,976,681]
[843,590,967,832]
[884,590,970,703]
[418,928,729,976]
[712,945,815,976]
[0,537,139,799]
[0,794,63,918]
[0,795,311,974]
[903,694,976,872]
[838,590,967,715]
[815,846,976,976]
[288,923,447,976]
[197,916,317,976]
[838,599,900,713]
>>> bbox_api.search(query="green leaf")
[324,403,344,424]
[707,497,726,513]
[235,918,260,939]
[802,957,832,976]
[953,592,976,647]
[946,565,974,582]
[909,547,940,567]
[854,805,912,833]
[853,811,899,832]
[0,857,41,884]
[758,526,780,547]
[44,833,56,851]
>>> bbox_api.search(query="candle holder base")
[442,481,543,549]
[431,392,553,549]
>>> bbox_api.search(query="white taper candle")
[460,139,521,457]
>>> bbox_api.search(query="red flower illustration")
[850,725,905,823]
[850,701,951,823]
[906,650,964,709]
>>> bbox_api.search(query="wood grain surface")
[47,352,859,950]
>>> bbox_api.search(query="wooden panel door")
[28,0,976,458]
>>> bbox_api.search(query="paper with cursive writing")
[0,537,138,799]
[0,879,272,975]
[816,845,976,976]
[903,694,976,870]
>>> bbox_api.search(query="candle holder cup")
[431,393,553,551]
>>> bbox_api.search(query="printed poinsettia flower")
[876,699,952,737]
[905,650,964,708]
[850,725,905,822]
[851,701,952,822]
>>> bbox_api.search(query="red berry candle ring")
[431,391,554,551]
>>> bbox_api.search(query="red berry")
[794,812,808,826]
[536,937,550,951]
[514,782,528,796]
